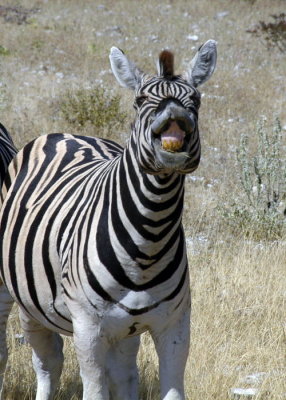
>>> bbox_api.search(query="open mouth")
[160,121,186,152]
[152,120,192,155]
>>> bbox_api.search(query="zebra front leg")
[19,310,64,400]
[107,336,140,400]
[0,283,14,400]
[151,307,190,400]
[73,315,110,400]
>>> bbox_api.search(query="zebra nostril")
[178,117,194,135]
[151,105,194,136]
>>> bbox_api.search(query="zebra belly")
[2,260,73,335]
[0,215,73,334]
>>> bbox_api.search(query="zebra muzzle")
[151,103,194,153]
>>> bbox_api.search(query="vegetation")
[59,87,127,132]
[0,4,39,25]
[222,118,286,240]
[247,13,286,52]
[0,45,10,56]
[0,0,285,398]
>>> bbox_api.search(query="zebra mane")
[157,50,174,78]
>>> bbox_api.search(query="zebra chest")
[64,283,185,340]
[60,211,187,338]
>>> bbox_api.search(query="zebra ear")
[109,47,143,90]
[185,40,217,87]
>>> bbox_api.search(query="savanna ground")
[0,0,286,399]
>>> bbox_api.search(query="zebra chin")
[157,152,200,174]
[152,139,201,174]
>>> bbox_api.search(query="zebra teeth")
[161,138,184,152]
[159,121,186,153]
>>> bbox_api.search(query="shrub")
[247,13,286,52]
[0,5,39,25]
[0,45,10,56]
[59,87,127,133]
[221,117,286,240]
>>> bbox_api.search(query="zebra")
[0,122,17,188]
[0,122,17,398]
[0,40,217,400]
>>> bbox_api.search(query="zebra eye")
[135,95,148,108]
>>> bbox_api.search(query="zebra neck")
[112,141,185,264]
[121,139,185,219]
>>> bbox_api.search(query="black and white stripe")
[0,41,217,400]
[0,123,17,188]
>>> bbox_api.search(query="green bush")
[221,117,286,240]
[0,45,10,56]
[59,86,127,132]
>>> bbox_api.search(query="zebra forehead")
[138,76,195,100]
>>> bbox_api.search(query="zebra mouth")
[152,120,191,160]
[150,101,197,171]
[152,120,192,156]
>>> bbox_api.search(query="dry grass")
[1,0,286,398]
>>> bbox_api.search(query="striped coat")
[0,41,216,400]
[0,123,16,188]
[0,122,16,399]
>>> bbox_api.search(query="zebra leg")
[19,310,64,400]
[0,283,14,400]
[107,336,140,400]
[72,314,113,400]
[151,307,190,400]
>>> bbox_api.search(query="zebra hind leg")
[106,336,140,400]
[19,310,64,400]
[0,282,14,400]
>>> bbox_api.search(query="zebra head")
[109,41,217,174]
